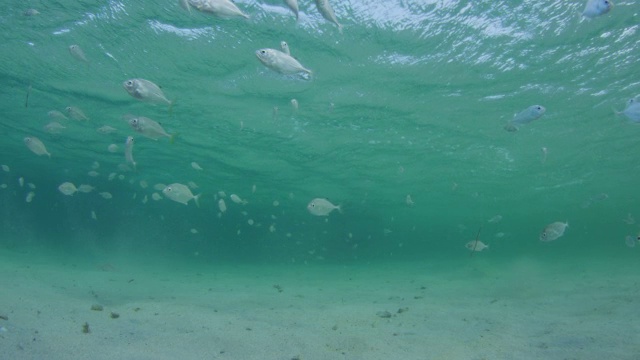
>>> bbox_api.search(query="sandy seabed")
[0,247,638,360]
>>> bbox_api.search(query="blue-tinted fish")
[616,97,640,123]
[582,0,613,18]
[504,105,546,132]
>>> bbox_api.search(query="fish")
[123,78,172,106]
[69,44,88,63]
[230,194,247,205]
[99,192,113,199]
[582,0,613,18]
[78,184,95,193]
[314,0,342,32]
[255,48,312,77]
[189,0,249,19]
[18,177,24,187]
[284,0,299,19]
[127,115,173,141]
[191,162,203,170]
[540,221,569,242]
[24,137,51,157]
[92,161,100,170]
[504,105,546,132]
[97,125,118,135]
[280,41,291,56]
[151,192,162,201]
[465,240,489,252]
[43,122,66,134]
[154,183,167,191]
[27,183,36,189]
[87,171,99,177]
[24,9,40,16]
[125,136,136,170]
[188,181,199,189]
[218,198,227,213]
[107,144,119,153]
[58,182,78,196]
[616,98,640,123]
[290,98,299,111]
[48,110,69,121]
[25,192,35,203]
[91,210,98,220]
[162,183,201,206]
[488,215,502,223]
[66,106,90,121]
[625,235,636,248]
[1,165,9,172]
[307,198,341,216]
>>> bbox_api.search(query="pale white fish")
[18,177,24,187]
[88,171,99,177]
[179,0,192,14]
[230,194,247,204]
[78,184,95,193]
[118,174,125,180]
[142,195,148,204]
[488,215,502,223]
[24,9,40,16]
[125,136,136,170]
[188,181,199,189]
[190,228,198,234]
[108,172,117,181]
[189,0,249,19]
[616,98,640,123]
[504,105,546,132]
[405,194,414,206]
[117,164,131,172]
[24,137,51,157]
[162,183,201,206]
[314,0,342,32]
[540,221,569,242]
[465,240,489,252]
[58,182,78,196]
[27,183,36,189]
[269,224,276,232]
[126,115,173,140]
[151,192,162,201]
[25,191,35,203]
[284,0,299,19]
[123,78,172,105]
[218,198,227,213]
[252,184,256,193]
[99,192,113,199]
[66,106,90,121]
[68,44,88,63]
[47,110,68,121]
[218,190,227,198]
[291,98,299,111]
[0,184,6,189]
[139,180,148,189]
[91,161,100,170]
[44,122,66,134]
[255,48,312,77]
[154,183,167,191]
[582,0,613,18]
[108,144,119,153]
[91,210,98,220]
[1,165,9,172]
[97,125,118,135]
[280,41,291,56]
[307,198,341,216]
[191,162,203,170]
[273,200,279,206]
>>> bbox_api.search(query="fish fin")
[168,98,176,116]
[169,133,178,144]
[194,193,201,208]
[337,204,343,214]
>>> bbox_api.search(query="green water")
[1,1,639,262]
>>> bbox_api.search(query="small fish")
[24,137,51,157]
[307,198,341,216]
[69,44,88,63]
[284,0,299,20]
[43,121,66,134]
[230,194,247,205]
[127,115,173,140]
[48,110,68,121]
[190,228,198,234]
[125,136,136,170]
[616,98,640,122]
[1,165,9,172]
[151,192,162,201]
[280,41,291,56]
[24,9,40,16]
[139,180,148,189]
[189,0,249,19]
[25,191,35,203]
[154,183,167,191]
[582,0,613,18]
[405,194,414,206]
[191,162,203,170]
[218,198,227,213]
[291,98,299,110]
[58,182,78,196]
[92,161,100,170]
[18,177,24,187]
[99,192,113,199]
[123,78,172,106]
[78,184,95,193]
[624,235,636,248]
[188,181,199,189]
[88,171,99,177]
[107,144,119,153]
[27,183,36,189]
[465,240,489,252]
[314,0,343,32]
[162,183,201,206]
[504,105,546,132]
[256,48,312,77]
[97,125,118,135]
[91,210,98,220]
[66,106,90,121]
[540,221,569,242]
[488,215,503,223]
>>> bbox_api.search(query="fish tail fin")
[168,99,176,116]
[194,193,201,208]
[170,133,178,144]
[337,204,343,214]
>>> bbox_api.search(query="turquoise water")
[1,2,640,358]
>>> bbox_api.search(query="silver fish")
[280,41,291,56]
[162,183,201,206]
[256,48,312,77]
[47,110,68,121]
[127,115,172,141]
[284,0,299,19]
[78,184,95,193]
[582,0,613,18]
[58,182,78,196]
[540,221,569,242]
[314,0,342,32]
[125,136,136,170]
[123,78,172,105]
[69,44,88,63]
[24,137,51,157]
[188,0,249,19]
[465,240,489,252]
[43,121,66,134]
[66,106,90,121]
[616,99,640,123]
[307,198,341,216]
[97,125,118,135]
[504,105,546,132]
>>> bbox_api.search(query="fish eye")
[126,80,133,86]
[166,187,172,192]
[260,50,266,54]
[25,138,31,143]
